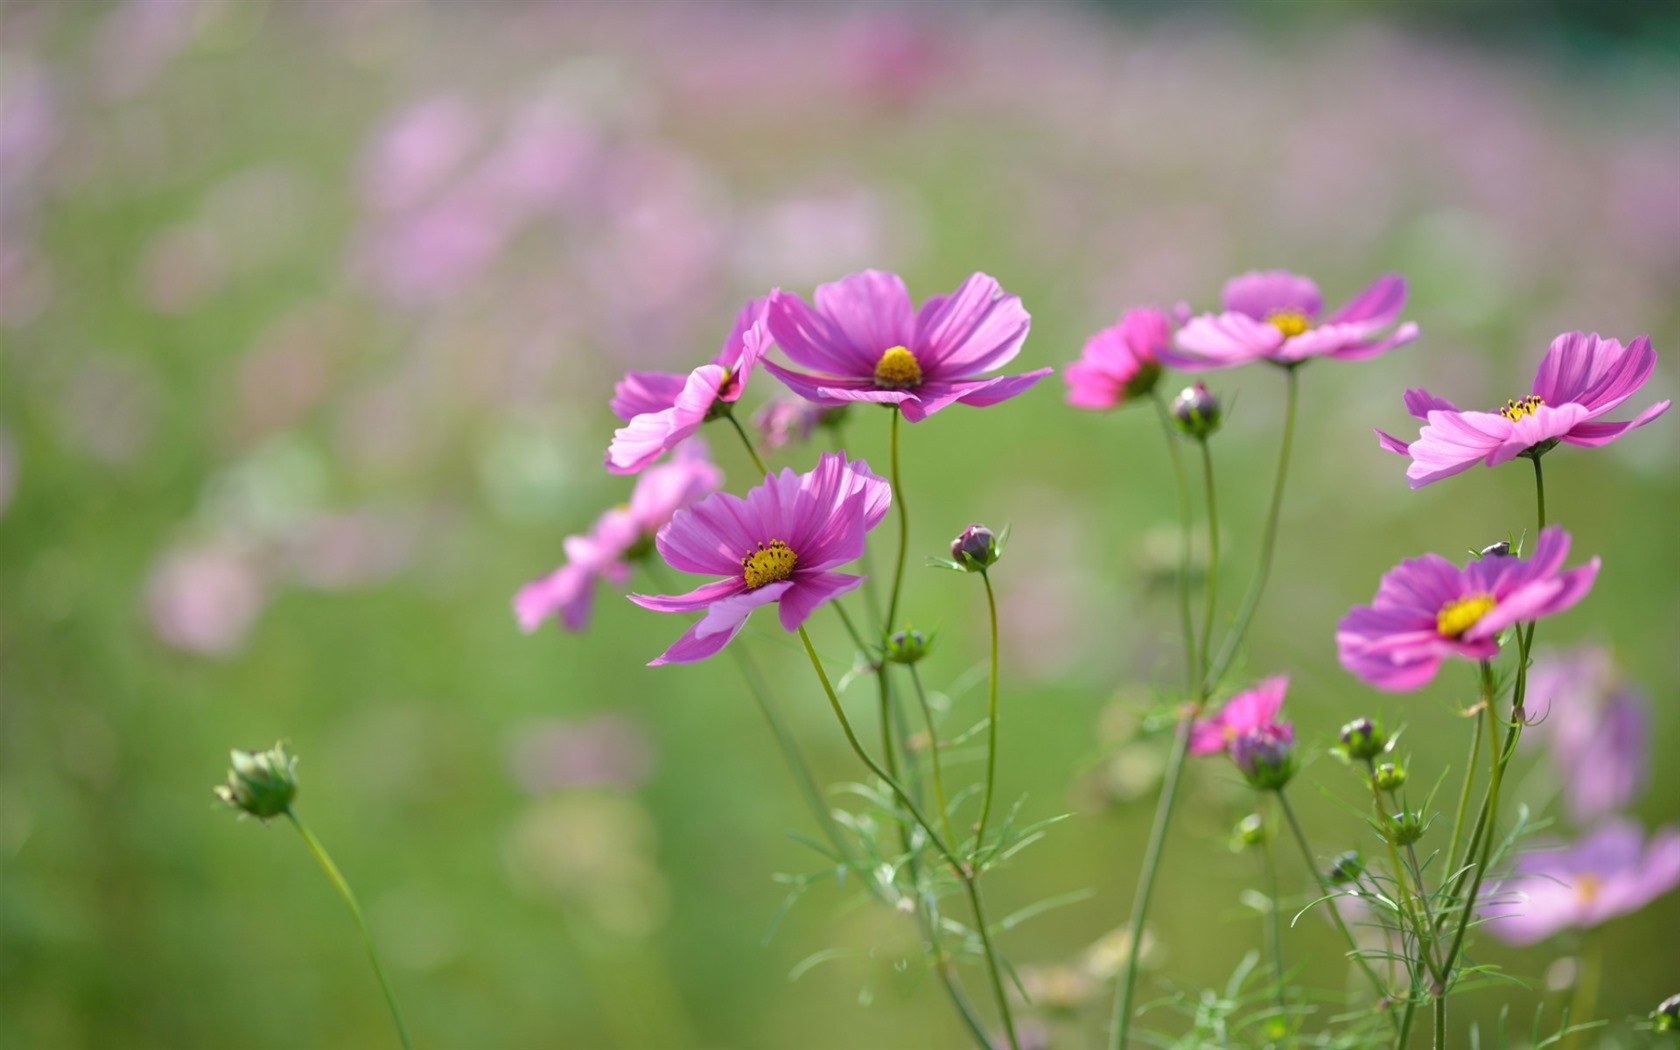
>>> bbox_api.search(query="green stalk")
[723,411,770,477]
[973,570,1001,856]
[287,812,413,1050]
[1262,796,1286,1018]
[1436,664,1509,986]
[1151,390,1197,692]
[909,664,958,852]
[1196,437,1220,688]
[884,406,911,636]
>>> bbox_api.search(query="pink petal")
[912,272,1031,378]
[605,365,725,475]
[1163,312,1283,370]
[777,571,865,632]
[610,370,688,422]
[1221,270,1322,321]
[1324,273,1407,327]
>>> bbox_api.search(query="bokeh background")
[3,1,1678,1047]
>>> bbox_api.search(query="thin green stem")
[1434,994,1445,1050]
[1276,791,1394,1017]
[1396,995,1417,1049]
[1110,714,1194,1049]
[723,411,770,477]
[1152,390,1197,692]
[1437,664,1509,986]
[884,406,910,636]
[962,875,1020,1050]
[1261,796,1285,1018]
[1206,363,1300,692]
[287,812,413,1050]
[1442,711,1484,897]
[831,601,867,654]
[909,664,957,850]
[974,571,1001,855]
[1531,453,1547,531]
[1564,932,1600,1050]
[1196,438,1220,688]
[1366,766,1440,985]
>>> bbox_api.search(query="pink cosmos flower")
[1527,647,1651,822]
[1375,332,1670,488]
[1337,526,1599,692]
[630,452,890,665]
[606,298,773,475]
[1483,819,1680,946]
[1189,676,1290,755]
[761,270,1050,423]
[1064,306,1171,410]
[1162,270,1417,371]
[517,440,723,632]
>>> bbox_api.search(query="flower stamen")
[1575,873,1602,905]
[741,539,798,589]
[1436,593,1497,638]
[873,346,923,389]
[1499,394,1545,422]
[1266,310,1311,338]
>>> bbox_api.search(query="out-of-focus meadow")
[3,2,1678,1047]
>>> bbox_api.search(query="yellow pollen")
[1436,594,1497,638]
[1575,873,1602,905]
[741,539,798,590]
[1499,394,1545,422]
[873,346,923,389]
[1267,310,1311,338]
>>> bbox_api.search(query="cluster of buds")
[214,742,298,821]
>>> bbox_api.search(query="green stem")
[1434,994,1445,1050]
[287,812,414,1050]
[1396,995,1417,1049]
[1196,438,1220,688]
[884,406,910,636]
[974,571,1001,856]
[1437,663,1510,987]
[723,411,770,477]
[909,664,957,851]
[1152,390,1197,692]
[1564,933,1600,1050]
[1366,766,1440,986]
[1262,796,1285,1018]
[796,627,1017,1049]
[1110,713,1194,1049]
[1205,363,1300,692]
[1276,791,1394,1017]
[1442,710,1484,899]
[1531,452,1547,532]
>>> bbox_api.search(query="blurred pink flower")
[630,452,888,665]
[1189,676,1289,756]
[1527,647,1651,822]
[1376,331,1670,488]
[510,715,656,793]
[357,95,483,215]
[1484,820,1680,946]
[518,439,722,633]
[145,543,267,656]
[606,297,772,474]
[1065,306,1172,410]
[763,270,1048,423]
[1337,527,1598,692]
[1164,270,1417,370]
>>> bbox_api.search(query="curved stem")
[1197,437,1220,687]
[287,812,414,1050]
[1442,711,1485,900]
[1152,391,1197,692]
[723,411,770,477]
[974,571,1001,856]
[884,407,910,636]
[1205,363,1300,692]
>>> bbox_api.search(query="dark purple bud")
[951,524,1000,572]
[1170,382,1221,439]
[1230,723,1295,792]
[1338,717,1386,761]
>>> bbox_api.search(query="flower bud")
[1234,813,1266,848]
[950,524,1001,572]
[1373,762,1407,792]
[1389,809,1424,847]
[1170,382,1221,439]
[1326,850,1363,886]
[1230,723,1295,792]
[1652,992,1680,1032]
[214,742,298,821]
[1479,540,1511,559]
[1338,717,1386,761]
[883,628,933,665]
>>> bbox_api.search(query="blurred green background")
[2,2,1677,1047]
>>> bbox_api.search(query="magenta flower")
[1064,306,1171,410]
[606,297,773,474]
[1483,820,1680,946]
[1375,331,1670,488]
[630,452,890,665]
[1163,270,1417,371]
[1190,676,1290,755]
[1528,647,1651,822]
[761,270,1050,423]
[1337,527,1599,692]
[518,440,723,632]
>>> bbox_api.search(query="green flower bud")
[1338,717,1386,761]
[1389,809,1424,847]
[1170,382,1221,439]
[882,628,933,666]
[1373,762,1407,792]
[1652,992,1680,1032]
[1326,850,1363,886]
[1235,813,1266,848]
[950,524,1001,572]
[214,742,298,821]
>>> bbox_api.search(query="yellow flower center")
[1499,394,1544,422]
[873,346,923,389]
[1575,873,1602,905]
[1267,310,1311,338]
[1436,594,1497,638]
[741,539,798,590]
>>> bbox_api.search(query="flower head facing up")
[1065,306,1172,410]
[1163,270,1417,371]
[1483,819,1680,946]
[1527,646,1651,822]
[517,439,722,633]
[215,742,298,821]
[1375,331,1670,488]
[606,297,773,474]
[630,452,890,665]
[762,270,1050,423]
[1337,526,1599,692]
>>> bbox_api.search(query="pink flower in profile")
[762,270,1050,423]
[1064,307,1171,410]
[1163,270,1417,371]
[1527,647,1651,822]
[752,397,842,452]
[517,440,722,632]
[606,298,773,475]
[1483,820,1680,946]
[1375,332,1670,488]
[1337,527,1599,692]
[630,452,889,665]
[1189,676,1290,755]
